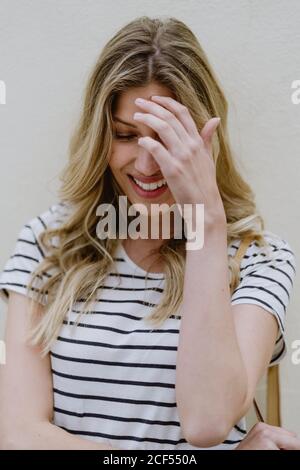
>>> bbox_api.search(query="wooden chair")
[266,364,281,425]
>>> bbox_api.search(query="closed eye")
[114,133,137,141]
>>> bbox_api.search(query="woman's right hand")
[236,422,300,450]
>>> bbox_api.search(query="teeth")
[132,177,167,191]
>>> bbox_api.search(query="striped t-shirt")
[0,203,296,450]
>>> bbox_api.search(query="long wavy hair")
[27,16,269,356]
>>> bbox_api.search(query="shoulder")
[229,231,296,277]
[15,201,73,255]
[0,202,72,304]
[229,231,296,365]
[230,230,296,335]
[23,201,71,240]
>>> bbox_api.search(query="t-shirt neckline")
[117,241,165,279]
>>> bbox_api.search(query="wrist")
[204,206,227,233]
[183,207,227,251]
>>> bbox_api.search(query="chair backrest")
[267,364,281,425]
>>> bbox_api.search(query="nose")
[134,143,161,176]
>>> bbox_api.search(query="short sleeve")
[230,231,296,365]
[0,202,68,306]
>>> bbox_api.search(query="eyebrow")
[113,116,137,128]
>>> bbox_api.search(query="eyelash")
[114,133,137,141]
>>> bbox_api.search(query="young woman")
[0,16,298,450]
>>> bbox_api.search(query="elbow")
[182,417,232,448]
[178,387,248,448]
[0,421,46,450]
[0,434,19,450]
[0,420,52,450]
[0,423,27,450]
[0,424,19,450]
[0,409,25,449]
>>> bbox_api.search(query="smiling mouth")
[128,174,167,190]
[127,174,169,197]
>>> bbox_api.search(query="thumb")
[200,117,221,158]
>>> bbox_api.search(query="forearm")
[1,421,119,450]
[176,218,248,435]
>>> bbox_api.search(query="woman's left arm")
[132,95,282,448]
[176,217,278,448]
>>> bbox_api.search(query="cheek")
[109,146,133,173]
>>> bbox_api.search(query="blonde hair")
[27,16,269,356]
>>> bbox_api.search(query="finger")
[137,136,176,178]
[135,98,190,143]
[265,442,280,450]
[261,441,280,450]
[150,95,201,140]
[275,434,300,450]
[200,117,221,158]
[258,423,299,438]
[248,423,298,440]
[134,112,185,158]
[236,438,279,450]
[271,426,299,438]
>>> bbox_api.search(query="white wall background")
[0,0,300,434]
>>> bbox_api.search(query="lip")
[127,174,168,199]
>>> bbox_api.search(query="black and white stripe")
[229,231,296,365]
[0,204,296,449]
